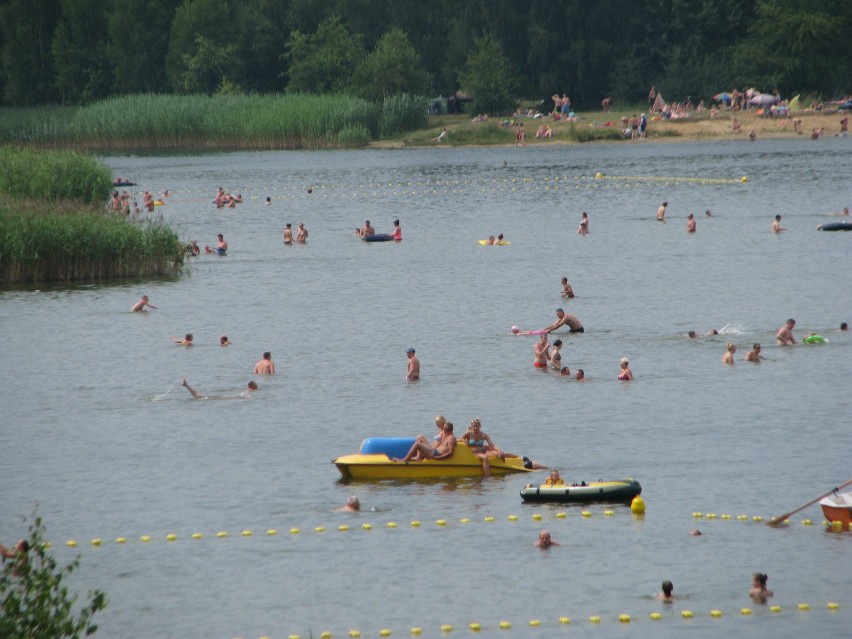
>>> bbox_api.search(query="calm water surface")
[2,139,851,639]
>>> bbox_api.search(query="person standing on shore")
[406,348,420,380]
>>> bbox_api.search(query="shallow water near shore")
[2,139,850,638]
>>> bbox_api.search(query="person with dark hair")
[544,308,584,333]
[749,573,773,602]
[744,344,764,362]
[0,539,30,576]
[776,318,796,345]
[406,348,419,380]
[390,219,402,241]
[171,333,193,346]
[772,214,786,233]
[254,352,276,375]
[657,580,674,602]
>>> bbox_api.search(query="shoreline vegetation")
[0,95,845,152]
[0,147,183,285]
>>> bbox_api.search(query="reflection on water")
[2,139,850,638]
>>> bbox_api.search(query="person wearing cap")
[744,343,764,362]
[617,357,633,380]
[406,348,420,380]
[544,308,584,333]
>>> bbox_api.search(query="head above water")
[247,381,258,390]
[662,580,673,596]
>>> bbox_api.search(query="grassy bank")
[0,146,112,203]
[0,201,185,284]
[0,94,428,150]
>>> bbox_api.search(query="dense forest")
[1,0,849,110]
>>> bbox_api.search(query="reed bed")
[0,94,428,150]
[0,146,112,203]
[0,202,185,284]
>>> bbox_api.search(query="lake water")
[2,139,850,639]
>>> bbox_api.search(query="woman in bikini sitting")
[461,418,503,476]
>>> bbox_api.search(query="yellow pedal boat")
[334,437,535,480]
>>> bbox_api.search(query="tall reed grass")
[0,94,428,150]
[0,146,112,203]
[0,202,185,284]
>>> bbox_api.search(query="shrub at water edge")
[0,203,185,284]
[0,514,107,639]
[0,146,112,203]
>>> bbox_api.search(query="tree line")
[1,0,849,111]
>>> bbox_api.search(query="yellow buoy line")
[130,172,746,200]
[47,507,840,550]
[245,602,841,639]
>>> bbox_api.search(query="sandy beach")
[380,109,848,148]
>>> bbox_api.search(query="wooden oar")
[767,480,852,526]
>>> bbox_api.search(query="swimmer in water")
[533,334,549,368]
[687,213,696,233]
[749,573,773,603]
[337,496,360,512]
[776,318,796,345]
[561,277,574,298]
[131,295,157,312]
[205,234,227,255]
[657,580,674,602]
[722,342,736,365]
[574,369,586,381]
[687,331,697,338]
[220,335,232,346]
[182,378,257,399]
[283,223,293,245]
[534,530,559,548]
[617,357,633,380]
[544,308,584,333]
[171,333,193,346]
[772,214,786,233]
[744,343,763,362]
[390,219,402,241]
[295,222,308,243]
[656,201,668,222]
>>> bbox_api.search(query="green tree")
[0,0,61,105]
[231,0,290,93]
[460,35,516,115]
[0,515,107,639]
[107,0,180,94]
[181,35,237,94]
[352,28,432,101]
[51,0,112,104]
[165,0,230,93]
[283,15,365,93]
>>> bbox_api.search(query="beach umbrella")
[788,94,801,111]
[713,92,732,102]
[749,93,778,105]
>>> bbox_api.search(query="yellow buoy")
[631,496,645,514]
[459,518,470,524]
[532,513,542,521]
[115,537,127,544]
[216,531,227,538]
[468,623,480,631]
[555,512,566,519]
[710,609,722,617]
[581,511,592,518]
[741,608,752,615]
[349,631,361,638]
[499,621,511,629]
[798,603,810,611]
[338,525,349,532]
[706,513,716,519]
[379,629,391,636]
[289,634,300,639]
[650,612,662,620]
[721,514,731,520]
[440,624,452,633]
[315,527,325,533]
[528,620,540,626]
[828,602,840,610]
[362,523,372,530]
[192,532,203,539]
[770,605,781,613]
[801,519,812,526]
[752,516,763,522]
[595,172,603,179]
[508,515,518,521]
[436,519,446,526]
[289,528,300,534]
[410,521,421,528]
[619,614,631,623]
[267,529,278,536]
[558,616,570,624]
[484,516,494,522]
[320,633,331,639]
[166,534,176,541]
[140,535,151,542]
[681,610,693,618]
[91,538,102,546]
[604,510,615,517]
[741,176,748,183]
[387,522,397,528]
[737,514,748,520]
[241,530,252,537]
[410,628,422,635]
[589,616,601,623]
